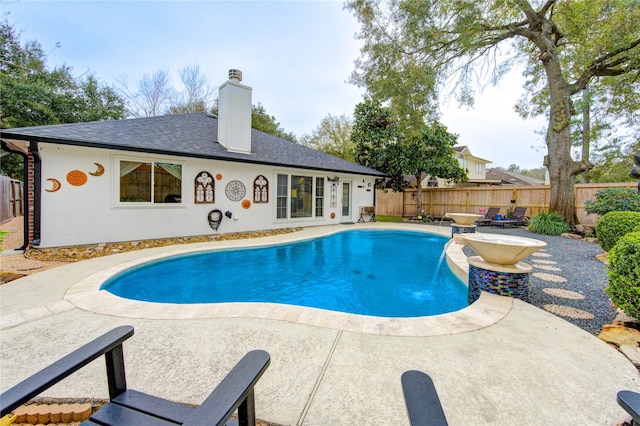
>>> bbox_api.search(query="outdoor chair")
[617,390,640,424]
[401,370,448,426]
[511,206,528,226]
[0,326,271,426]
[475,207,500,226]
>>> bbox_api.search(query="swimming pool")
[101,229,467,317]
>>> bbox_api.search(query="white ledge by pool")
[63,223,512,337]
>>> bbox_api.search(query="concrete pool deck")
[1,222,639,424]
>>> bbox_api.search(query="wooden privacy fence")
[375,182,638,226]
[0,176,23,224]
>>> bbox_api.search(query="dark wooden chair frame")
[475,207,500,226]
[510,206,528,226]
[0,326,270,426]
[401,370,448,426]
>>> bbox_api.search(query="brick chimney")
[217,69,252,153]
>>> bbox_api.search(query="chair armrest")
[183,350,271,426]
[617,390,640,422]
[0,326,134,417]
[401,370,448,426]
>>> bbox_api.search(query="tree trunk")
[543,59,583,226]
[581,86,591,184]
[414,174,423,217]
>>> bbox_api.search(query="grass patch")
[0,230,9,250]
[374,215,404,223]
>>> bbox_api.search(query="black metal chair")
[0,326,270,426]
[617,390,640,425]
[401,370,448,426]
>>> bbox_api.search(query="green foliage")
[607,231,640,318]
[300,114,354,161]
[584,188,640,216]
[374,215,404,223]
[589,139,640,183]
[0,20,125,179]
[250,103,297,142]
[346,0,640,225]
[0,20,125,128]
[527,211,570,236]
[596,211,640,252]
[351,98,466,194]
[352,98,398,174]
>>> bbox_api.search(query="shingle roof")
[486,168,545,185]
[0,113,385,177]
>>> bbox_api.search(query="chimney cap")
[228,69,242,82]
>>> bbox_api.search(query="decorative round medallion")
[67,170,88,186]
[225,180,246,201]
[241,199,251,209]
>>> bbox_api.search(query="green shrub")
[527,211,570,236]
[607,231,640,318]
[584,188,640,216]
[596,211,640,252]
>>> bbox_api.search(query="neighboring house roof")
[0,113,385,177]
[453,145,492,164]
[486,168,545,186]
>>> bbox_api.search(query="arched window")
[427,176,438,187]
[253,175,269,203]
[194,171,214,204]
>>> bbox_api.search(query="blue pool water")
[101,230,468,317]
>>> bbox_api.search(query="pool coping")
[64,223,513,337]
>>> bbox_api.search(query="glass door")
[341,181,351,219]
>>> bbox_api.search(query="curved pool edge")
[64,223,513,337]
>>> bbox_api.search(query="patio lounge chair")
[475,207,500,226]
[511,206,528,226]
[0,326,270,426]
[401,370,448,426]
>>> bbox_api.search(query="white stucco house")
[1,70,385,248]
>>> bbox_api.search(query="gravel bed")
[461,225,616,335]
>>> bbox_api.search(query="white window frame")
[276,172,325,220]
[114,155,184,207]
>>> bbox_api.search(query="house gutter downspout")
[30,141,42,247]
[0,141,29,250]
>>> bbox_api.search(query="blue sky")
[3,0,547,169]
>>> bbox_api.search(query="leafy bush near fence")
[527,211,570,236]
[607,231,640,318]
[596,211,640,252]
[584,188,640,216]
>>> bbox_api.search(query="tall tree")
[250,103,297,142]
[0,20,125,179]
[346,0,640,225]
[168,64,215,114]
[116,69,174,117]
[351,99,466,216]
[352,99,399,182]
[300,114,355,160]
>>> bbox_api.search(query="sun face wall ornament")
[225,180,246,201]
